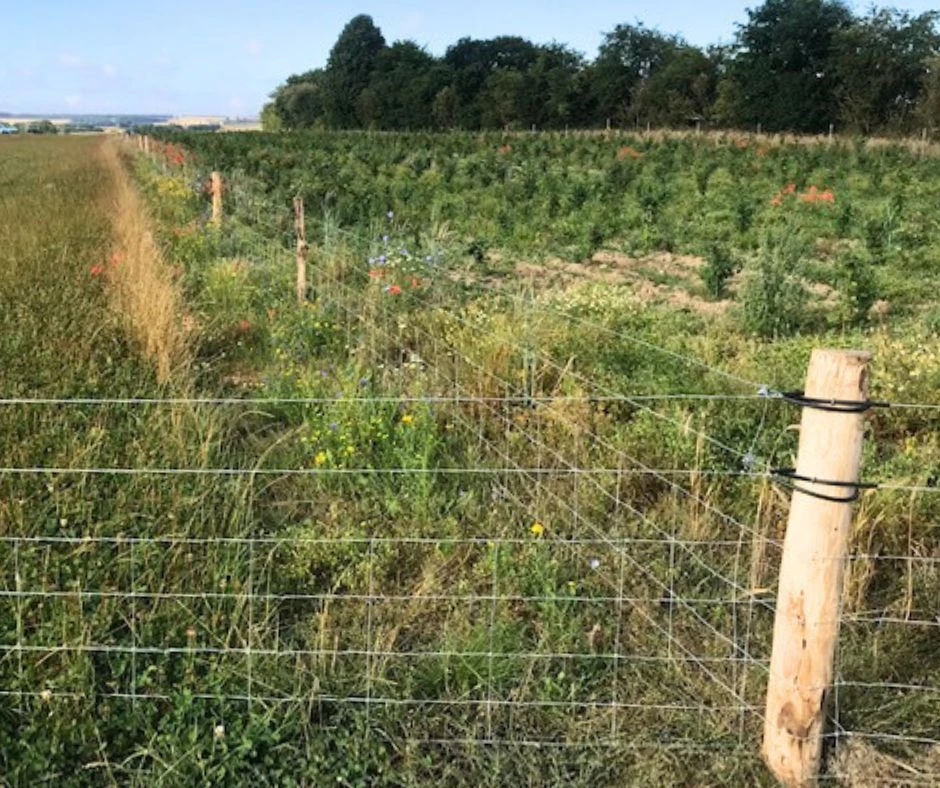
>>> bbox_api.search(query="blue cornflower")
[328,422,339,431]
[378,255,387,264]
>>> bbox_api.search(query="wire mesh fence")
[1,145,938,781]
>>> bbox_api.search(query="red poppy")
[238,319,251,332]
[387,285,402,295]
[368,268,384,279]
[90,263,105,277]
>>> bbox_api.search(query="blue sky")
[2,1,937,117]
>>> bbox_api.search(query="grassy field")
[0,132,938,785]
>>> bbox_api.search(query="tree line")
[262,1,940,136]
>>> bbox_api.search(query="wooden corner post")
[210,172,222,225]
[763,349,872,786]
[293,196,308,304]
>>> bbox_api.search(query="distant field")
[0,132,937,784]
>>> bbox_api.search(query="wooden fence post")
[763,348,872,787]
[210,172,222,225]
[293,196,307,304]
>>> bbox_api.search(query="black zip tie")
[771,468,879,503]
[779,391,890,414]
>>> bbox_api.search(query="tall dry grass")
[98,139,189,384]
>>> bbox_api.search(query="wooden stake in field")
[210,171,222,225]
[294,196,308,304]
[763,349,872,787]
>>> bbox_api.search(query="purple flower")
[378,255,387,264]
[328,422,339,431]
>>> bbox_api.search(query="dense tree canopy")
[262,5,940,136]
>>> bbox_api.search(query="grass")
[0,132,937,785]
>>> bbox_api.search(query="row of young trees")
[262,2,940,136]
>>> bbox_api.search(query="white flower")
[213,724,225,740]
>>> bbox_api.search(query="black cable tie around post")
[779,391,890,414]
[770,468,879,503]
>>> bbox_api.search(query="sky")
[2,1,938,117]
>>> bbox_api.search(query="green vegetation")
[263,4,940,136]
[1,128,938,785]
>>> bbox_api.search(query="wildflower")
[90,263,105,277]
[386,284,402,295]
[387,210,394,219]
[186,627,196,639]
[238,319,251,332]
[530,521,545,537]
[378,255,387,264]
[369,268,384,279]
[314,451,328,466]
[589,558,601,571]
[345,445,355,455]
[328,422,339,431]
[40,689,52,702]
[382,234,390,244]
[401,413,415,425]
[411,277,421,289]
[110,252,124,265]
[213,724,225,740]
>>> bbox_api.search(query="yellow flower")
[345,445,355,456]
[314,451,328,467]
[401,413,415,425]
[530,521,545,537]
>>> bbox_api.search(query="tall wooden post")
[293,196,307,304]
[763,349,872,787]
[210,172,222,225]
